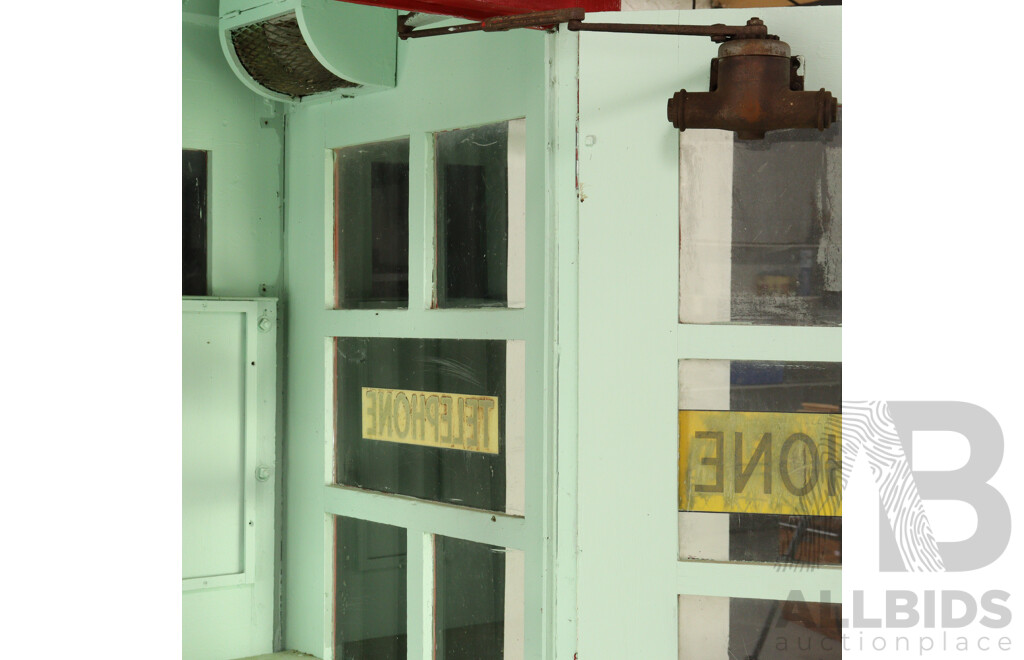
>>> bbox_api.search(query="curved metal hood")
[219,0,397,103]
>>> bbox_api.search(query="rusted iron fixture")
[565,16,770,40]
[397,7,759,40]
[397,10,838,139]
[665,19,838,139]
[398,8,585,39]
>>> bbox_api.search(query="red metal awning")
[337,0,620,22]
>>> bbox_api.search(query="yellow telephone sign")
[679,410,841,516]
[362,387,500,454]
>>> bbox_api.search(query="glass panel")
[679,594,841,660]
[678,360,841,564]
[435,120,525,309]
[679,121,841,326]
[435,536,524,660]
[335,338,525,514]
[334,138,410,309]
[182,149,208,296]
[335,516,407,660]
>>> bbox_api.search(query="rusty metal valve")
[667,22,838,139]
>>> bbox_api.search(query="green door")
[573,7,842,659]
[280,24,560,660]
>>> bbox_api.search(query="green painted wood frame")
[573,7,841,659]
[281,23,566,660]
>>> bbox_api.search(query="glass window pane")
[435,536,524,660]
[335,516,407,660]
[678,360,841,565]
[435,120,525,309]
[679,121,841,326]
[679,594,841,660]
[335,338,525,514]
[334,138,410,309]
[182,149,208,296]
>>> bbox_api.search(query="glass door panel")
[678,359,842,564]
[679,122,842,326]
[335,337,526,515]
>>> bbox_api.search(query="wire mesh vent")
[230,12,359,98]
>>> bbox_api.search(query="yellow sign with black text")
[679,411,841,516]
[362,387,500,454]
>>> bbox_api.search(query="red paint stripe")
[338,0,619,22]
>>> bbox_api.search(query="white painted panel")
[678,129,733,324]
[677,359,730,412]
[677,360,730,658]
[507,118,527,309]
[677,513,729,562]
[503,548,526,660]
[505,340,526,516]
[183,310,247,579]
[677,359,730,566]
[678,594,729,660]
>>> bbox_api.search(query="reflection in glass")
[679,121,841,326]
[335,337,525,514]
[728,515,841,565]
[334,138,410,309]
[435,120,525,309]
[679,595,841,660]
[678,360,841,565]
[435,536,523,660]
[335,517,407,660]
